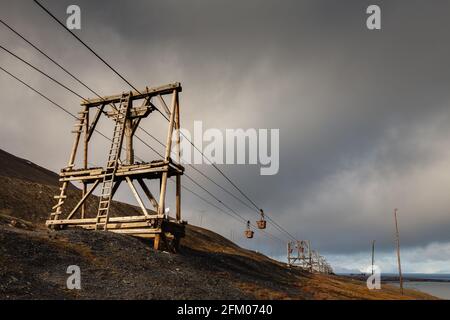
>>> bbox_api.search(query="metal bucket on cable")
[256,209,266,229]
[244,220,254,238]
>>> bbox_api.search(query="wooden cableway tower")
[46,82,185,252]
[287,240,312,271]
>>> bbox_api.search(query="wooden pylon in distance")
[394,208,403,294]
[371,240,375,275]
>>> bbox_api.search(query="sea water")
[386,273,450,299]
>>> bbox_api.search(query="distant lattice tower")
[310,250,332,274]
[46,83,185,252]
[287,240,313,271]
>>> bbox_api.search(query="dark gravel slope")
[0,148,436,300]
[0,215,305,299]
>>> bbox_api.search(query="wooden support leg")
[154,234,161,250]
[158,172,168,215]
[125,118,134,165]
[82,106,89,218]
[175,92,181,222]
[81,182,87,219]
[158,89,177,216]
[176,175,181,221]
[126,177,149,217]
[137,179,158,210]
[111,180,122,198]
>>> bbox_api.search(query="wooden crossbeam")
[126,177,149,217]
[81,82,181,107]
[58,163,182,183]
[106,106,153,119]
[156,95,171,116]
[59,166,171,182]
[67,179,101,220]
[110,180,121,198]
[137,178,158,209]
[87,103,105,141]
[46,215,162,226]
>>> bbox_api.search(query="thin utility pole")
[394,208,404,294]
[286,242,290,266]
[371,240,375,275]
[308,240,313,273]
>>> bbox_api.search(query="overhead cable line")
[33,0,298,241]
[0,66,284,245]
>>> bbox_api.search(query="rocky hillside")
[0,148,436,299]
[0,149,142,223]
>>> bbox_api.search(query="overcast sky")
[1,0,450,273]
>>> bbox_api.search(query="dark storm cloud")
[2,0,450,270]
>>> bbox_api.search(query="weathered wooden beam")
[67,119,83,168]
[125,118,134,165]
[52,224,163,237]
[157,94,171,116]
[110,180,121,198]
[154,234,161,250]
[82,221,154,229]
[82,106,89,217]
[57,160,185,184]
[59,165,172,182]
[126,177,149,217]
[158,90,178,215]
[174,92,181,221]
[59,160,180,177]
[46,214,162,226]
[101,228,161,234]
[73,220,160,228]
[137,178,158,209]
[106,106,153,119]
[83,107,89,169]
[81,82,181,107]
[131,117,142,136]
[87,104,105,141]
[66,179,101,220]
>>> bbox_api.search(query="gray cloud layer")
[2,0,450,271]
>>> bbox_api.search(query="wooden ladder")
[50,110,88,220]
[95,92,131,230]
